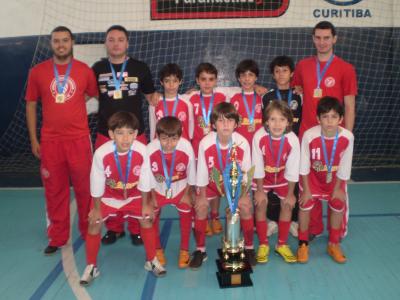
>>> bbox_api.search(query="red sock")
[128,218,140,235]
[241,218,254,248]
[278,220,291,246]
[141,226,156,261]
[194,219,207,249]
[329,227,341,244]
[255,220,268,245]
[210,211,219,220]
[153,214,161,249]
[86,233,101,265]
[298,229,309,242]
[179,211,192,251]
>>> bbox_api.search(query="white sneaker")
[144,257,167,277]
[267,221,278,237]
[289,221,299,237]
[80,264,100,286]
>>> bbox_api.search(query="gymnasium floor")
[1,183,399,300]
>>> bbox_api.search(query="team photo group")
[25,19,357,286]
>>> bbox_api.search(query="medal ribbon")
[160,146,177,191]
[109,58,128,91]
[162,94,179,117]
[53,61,73,94]
[320,129,339,175]
[275,89,293,106]
[316,54,334,89]
[268,132,286,178]
[242,91,257,125]
[113,143,133,196]
[200,92,214,128]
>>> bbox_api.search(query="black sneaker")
[130,234,143,246]
[245,249,257,266]
[189,250,208,270]
[101,230,125,245]
[44,245,59,255]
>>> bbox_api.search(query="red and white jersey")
[228,90,263,145]
[25,58,98,141]
[252,127,300,190]
[190,90,227,158]
[147,137,196,198]
[149,94,194,141]
[197,131,251,195]
[90,140,152,208]
[292,55,357,137]
[300,125,354,196]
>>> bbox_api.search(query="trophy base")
[215,249,253,288]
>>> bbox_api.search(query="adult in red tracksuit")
[26,26,98,255]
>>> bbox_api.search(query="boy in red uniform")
[147,116,196,269]
[297,97,354,264]
[149,63,193,141]
[25,26,98,255]
[80,112,165,285]
[189,62,227,236]
[252,101,300,263]
[228,59,263,146]
[190,102,256,269]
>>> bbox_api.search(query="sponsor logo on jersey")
[133,165,141,176]
[324,77,336,88]
[178,111,187,122]
[50,76,76,102]
[290,100,299,110]
[176,162,186,172]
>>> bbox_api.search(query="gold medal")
[165,188,173,199]
[55,93,65,103]
[313,88,323,98]
[113,89,122,99]
[326,172,332,184]
[248,123,255,132]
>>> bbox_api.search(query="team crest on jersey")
[178,111,187,122]
[290,100,299,110]
[155,174,165,183]
[176,162,186,172]
[133,166,141,176]
[324,77,336,88]
[312,160,324,172]
[50,76,76,102]
[41,167,50,179]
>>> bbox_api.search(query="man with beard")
[26,26,98,255]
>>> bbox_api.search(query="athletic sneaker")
[144,257,167,277]
[289,221,299,237]
[267,221,278,237]
[156,248,166,266]
[297,244,309,264]
[80,264,100,286]
[211,219,223,234]
[130,234,143,246]
[178,250,190,269]
[327,244,347,264]
[44,245,59,256]
[101,230,125,245]
[189,250,208,270]
[245,249,257,266]
[275,245,297,263]
[256,244,270,264]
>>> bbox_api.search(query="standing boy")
[147,116,196,269]
[80,112,165,285]
[297,97,354,264]
[25,26,98,254]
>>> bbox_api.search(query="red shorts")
[252,182,288,199]
[299,192,347,213]
[155,190,191,213]
[95,198,159,221]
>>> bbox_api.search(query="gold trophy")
[213,144,255,288]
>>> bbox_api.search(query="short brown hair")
[108,111,139,131]
[156,116,182,137]
[211,102,239,127]
[263,101,293,133]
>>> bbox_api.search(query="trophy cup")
[213,145,255,288]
